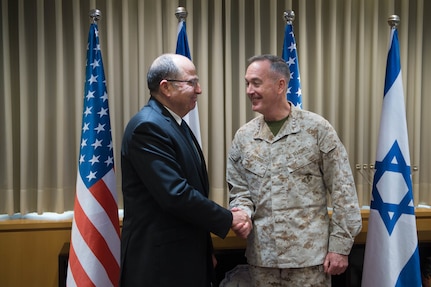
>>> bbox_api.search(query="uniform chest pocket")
[286,150,320,173]
[243,154,267,177]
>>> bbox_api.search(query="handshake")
[230,207,253,239]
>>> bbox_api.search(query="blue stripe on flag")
[176,21,191,60]
[395,246,422,287]
[384,30,401,96]
[175,19,202,146]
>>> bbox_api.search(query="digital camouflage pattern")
[227,105,362,268]
[249,264,330,287]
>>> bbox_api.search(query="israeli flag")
[361,27,422,287]
[176,20,202,147]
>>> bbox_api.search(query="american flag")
[66,22,121,287]
[282,21,302,108]
[361,25,422,287]
[176,18,202,147]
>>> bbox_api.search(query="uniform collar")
[254,105,301,142]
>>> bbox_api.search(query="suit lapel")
[149,98,209,195]
[178,121,208,193]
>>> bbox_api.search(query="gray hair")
[147,54,181,93]
[247,54,290,81]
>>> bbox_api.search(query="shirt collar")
[164,106,183,125]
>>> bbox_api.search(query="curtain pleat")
[224,0,234,155]
[409,0,423,203]
[1,0,430,215]
[206,0,227,205]
[38,0,48,212]
[18,0,32,214]
[1,0,14,215]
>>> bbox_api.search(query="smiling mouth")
[250,96,261,102]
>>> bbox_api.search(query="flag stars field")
[98,107,108,117]
[94,123,106,133]
[101,92,108,102]
[86,171,97,181]
[84,106,92,116]
[88,74,98,84]
[90,59,100,69]
[86,90,95,100]
[82,122,90,132]
[104,156,114,166]
[286,57,296,66]
[91,139,103,150]
[282,20,302,108]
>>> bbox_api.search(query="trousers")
[249,264,331,287]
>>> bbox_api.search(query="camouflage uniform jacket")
[227,105,362,268]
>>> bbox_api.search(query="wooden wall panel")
[0,221,71,287]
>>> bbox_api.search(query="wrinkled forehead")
[245,60,271,81]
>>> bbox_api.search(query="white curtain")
[1,0,430,215]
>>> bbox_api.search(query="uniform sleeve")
[319,122,362,255]
[227,138,255,219]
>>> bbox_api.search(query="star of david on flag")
[282,21,302,108]
[67,22,121,287]
[361,25,421,287]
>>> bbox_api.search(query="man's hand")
[212,253,217,268]
[323,252,348,275]
[231,207,252,239]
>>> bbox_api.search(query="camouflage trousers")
[249,264,331,287]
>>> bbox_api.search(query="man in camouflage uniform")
[227,54,362,286]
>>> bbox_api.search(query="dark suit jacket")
[120,97,232,287]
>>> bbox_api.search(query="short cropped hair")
[147,54,181,93]
[248,54,290,81]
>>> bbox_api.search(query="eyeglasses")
[166,79,199,87]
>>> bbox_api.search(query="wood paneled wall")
[0,221,71,287]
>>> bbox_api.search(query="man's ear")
[278,78,287,94]
[159,79,171,96]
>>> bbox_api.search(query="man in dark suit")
[120,53,252,287]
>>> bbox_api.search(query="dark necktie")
[181,120,201,164]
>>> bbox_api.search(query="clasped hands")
[231,207,253,239]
